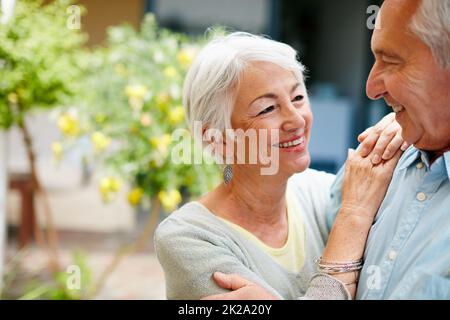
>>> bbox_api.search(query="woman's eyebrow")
[250,93,277,105]
[291,82,301,93]
[250,82,301,106]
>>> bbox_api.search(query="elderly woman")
[155,32,407,300]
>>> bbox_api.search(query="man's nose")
[366,63,387,100]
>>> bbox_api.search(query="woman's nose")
[281,102,305,132]
[366,63,387,100]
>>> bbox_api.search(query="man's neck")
[427,147,450,165]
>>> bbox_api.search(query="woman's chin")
[283,152,311,175]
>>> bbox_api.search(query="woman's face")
[229,61,313,176]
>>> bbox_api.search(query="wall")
[155,0,269,34]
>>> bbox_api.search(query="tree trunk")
[0,132,7,292]
[17,116,60,273]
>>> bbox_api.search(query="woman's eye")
[292,95,304,102]
[258,106,275,116]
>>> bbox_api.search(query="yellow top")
[218,188,306,273]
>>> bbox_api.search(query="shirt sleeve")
[300,274,351,300]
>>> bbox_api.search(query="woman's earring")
[223,165,233,185]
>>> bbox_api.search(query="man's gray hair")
[183,32,305,135]
[410,0,450,68]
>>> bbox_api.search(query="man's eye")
[258,106,275,116]
[292,95,304,102]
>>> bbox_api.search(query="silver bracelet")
[315,256,364,274]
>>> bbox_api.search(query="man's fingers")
[370,124,397,164]
[358,127,372,142]
[358,130,380,157]
[376,112,396,130]
[381,132,404,160]
[401,141,410,151]
[384,148,403,170]
[201,291,241,300]
[212,272,253,291]
[358,113,396,156]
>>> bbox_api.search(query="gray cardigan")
[154,169,350,300]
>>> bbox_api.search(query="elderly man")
[336,0,450,299]
[206,0,450,299]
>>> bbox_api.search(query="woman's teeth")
[392,105,405,113]
[277,136,305,148]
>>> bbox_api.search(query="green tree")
[0,0,87,272]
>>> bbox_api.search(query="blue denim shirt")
[327,146,450,299]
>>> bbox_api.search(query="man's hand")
[201,272,279,300]
[358,112,410,164]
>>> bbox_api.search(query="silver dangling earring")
[223,165,233,185]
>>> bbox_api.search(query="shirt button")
[388,250,397,261]
[416,162,424,169]
[416,192,427,202]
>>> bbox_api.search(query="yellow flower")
[158,189,182,212]
[164,66,177,79]
[99,177,121,202]
[95,114,106,124]
[127,188,144,207]
[7,92,18,104]
[114,63,127,76]
[51,142,63,161]
[57,114,80,137]
[155,93,171,112]
[177,48,195,67]
[140,113,152,127]
[129,124,139,135]
[125,84,148,100]
[168,105,185,125]
[150,134,172,155]
[91,131,111,152]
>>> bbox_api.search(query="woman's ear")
[203,126,227,160]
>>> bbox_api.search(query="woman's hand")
[321,147,403,298]
[357,113,410,165]
[340,147,402,222]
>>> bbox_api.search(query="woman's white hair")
[183,32,305,135]
[410,0,450,68]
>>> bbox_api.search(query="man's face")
[366,0,450,152]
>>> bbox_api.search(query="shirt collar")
[398,146,450,181]
[398,146,421,170]
[444,151,450,181]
